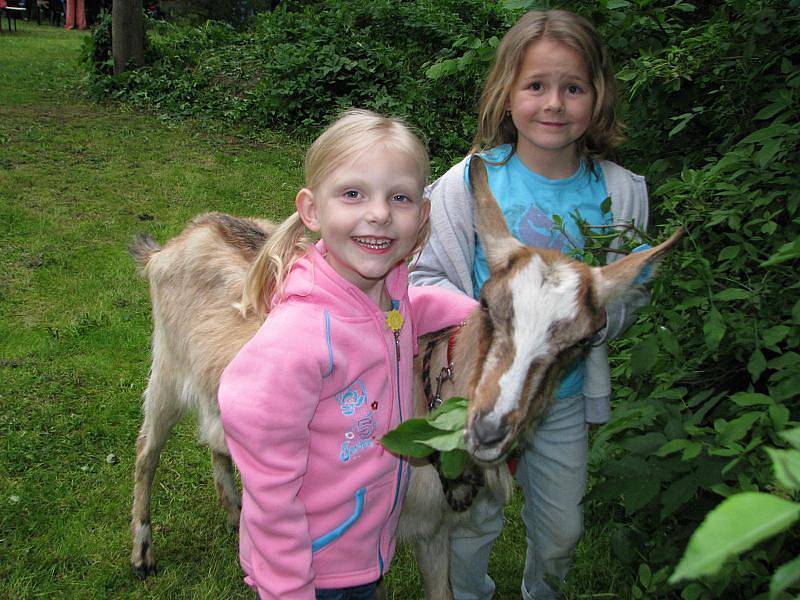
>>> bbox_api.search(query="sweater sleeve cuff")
[591,320,610,346]
[584,395,611,424]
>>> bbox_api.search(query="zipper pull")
[386,300,403,363]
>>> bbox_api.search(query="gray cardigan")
[409,156,650,423]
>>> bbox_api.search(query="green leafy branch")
[380,396,469,479]
[761,235,800,267]
[551,196,653,266]
[670,427,800,598]
[423,35,499,81]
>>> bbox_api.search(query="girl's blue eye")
[344,190,360,199]
[393,194,411,203]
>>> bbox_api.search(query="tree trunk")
[112,0,144,76]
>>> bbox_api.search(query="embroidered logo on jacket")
[336,379,375,462]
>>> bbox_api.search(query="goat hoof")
[226,505,241,532]
[132,562,157,580]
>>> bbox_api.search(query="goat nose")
[469,414,508,448]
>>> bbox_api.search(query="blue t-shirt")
[469,145,612,398]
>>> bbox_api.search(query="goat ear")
[592,227,685,306]
[469,155,524,271]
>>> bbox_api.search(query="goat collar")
[421,323,485,513]
[422,323,462,412]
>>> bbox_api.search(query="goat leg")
[211,450,241,530]
[412,530,453,600]
[130,379,184,579]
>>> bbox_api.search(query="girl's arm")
[585,163,650,422]
[408,286,478,338]
[219,308,325,600]
[409,157,476,295]
[595,161,652,342]
[594,286,651,343]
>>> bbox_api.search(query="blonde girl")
[410,11,650,600]
[219,109,477,600]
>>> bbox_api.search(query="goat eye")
[480,297,489,312]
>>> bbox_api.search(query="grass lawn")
[1,20,630,599]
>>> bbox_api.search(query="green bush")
[158,0,275,28]
[81,9,113,82]
[669,428,800,597]
[577,1,800,598]
[83,0,510,169]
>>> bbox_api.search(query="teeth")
[354,237,392,250]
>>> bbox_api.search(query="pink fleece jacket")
[218,241,477,599]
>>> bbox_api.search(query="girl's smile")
[352,236,394,252]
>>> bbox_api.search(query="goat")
[129,156,682,598]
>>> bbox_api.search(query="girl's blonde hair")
[242,109,431,317]
[472,10,623,160]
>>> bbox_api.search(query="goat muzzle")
[465,413,512,464]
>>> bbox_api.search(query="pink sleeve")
[219,307,325,600]
[409,286,477,337]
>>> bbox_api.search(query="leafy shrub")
[574,1,800,598]
[670,427,800,597]
[83,0,510,169]
[80,9,113,83]
[158,0,275,28]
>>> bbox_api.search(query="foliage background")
[157,0,277,27]
[14,0,800,597]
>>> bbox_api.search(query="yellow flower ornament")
[386,309,404,332]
